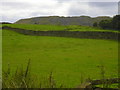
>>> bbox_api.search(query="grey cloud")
[88,2,118,7]
[68,7,87,16]
[2,15,19,23]
[57,0,76,3]
[68,2,118,17]
[30,12,52,17]
[88,2,118,15]
[57,0,86,2]
[57,0,73,2]
[118,3,120,14]
[68,2,89,16]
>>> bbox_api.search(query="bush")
[99,19,112,29]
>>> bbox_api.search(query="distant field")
[2,24,119,33]
[2,29,118,88]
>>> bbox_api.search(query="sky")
[0,0,119,23]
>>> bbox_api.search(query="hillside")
[15,16,111,26]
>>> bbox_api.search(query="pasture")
[2,24,119,88]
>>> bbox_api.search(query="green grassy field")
[0,30,2,82]
[2,24,119,33]
[2,28,118,88]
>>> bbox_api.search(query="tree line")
[93,15,120,30]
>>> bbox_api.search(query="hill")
[0,22,12,24]
[15,16,111,26]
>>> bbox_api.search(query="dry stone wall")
[2,26,119,41]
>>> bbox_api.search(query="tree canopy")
[95,15,120,30]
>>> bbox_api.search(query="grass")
[2,24,119,33]
[0,24,2,28]
[3,60,64,88]
[3,60,118,88]
[0,30,2,87]
[2,28,118,88]
[2,24,68,31]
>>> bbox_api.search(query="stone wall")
[2,26,119,41]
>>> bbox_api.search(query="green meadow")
[2,24,119,88]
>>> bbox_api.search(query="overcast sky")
[0,0,119,23]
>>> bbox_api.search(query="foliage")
[112,15,120,30]
[99,19,112,29]
[93,22,98,27]
[98,15,120,30]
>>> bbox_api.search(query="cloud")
[57,0,119,2]
[0,0,118,23]
[68,2,89,16]
[68,2,118,17]
[88,2,118,16]
[88,2,117,7]
[1,2,32,9]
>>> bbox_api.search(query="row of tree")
[93,15,120,30]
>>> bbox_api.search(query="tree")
[99,19,112,29]
[93,22,98,27]
[98,15,120,30]
[112,15,120,30]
